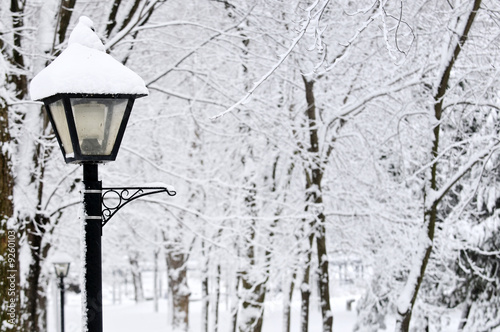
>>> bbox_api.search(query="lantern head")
[30,16,148,164]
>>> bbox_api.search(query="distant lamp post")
[30,16,176,332]
[52,254,71,332]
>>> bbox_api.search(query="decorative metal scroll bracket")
[101,186,176,227]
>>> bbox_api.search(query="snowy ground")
[47,281,361,332]
[46,274,469,331]
[49,292,360,332]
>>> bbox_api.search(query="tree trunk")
[129,256,145,303]
[20,105,55,331]
[315,218,333,331]
[395,207,436,332]
[7,2,77,331]
[238,221,268,332]
[214,264,221,332]
[23,215,50,332]
[231,275,240,332]
[238,181,270,332]
[394,2,481,331]
[0,100,19,332]
[1,2,25,332]
[457,295,472,331]
[154,248,159,312]
[165,248,190,331]
[240,279,267,332]
[55,0,77,47]
[201,240,209,332]
[300,234,313,332]
[283,273,295,332]
[302,77,333,332]
[239,155,282,332]
[201,276,209,331]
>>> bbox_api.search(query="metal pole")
[59,275,65,332]
[83,163,103,332]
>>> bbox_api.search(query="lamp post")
[53,258,71,332]
[30,17,176,332]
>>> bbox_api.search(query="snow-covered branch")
[145,8,254,86]
[210,0,331,120]
[149,85,228,108]
[426,142,500,209]
[104,0,165,50]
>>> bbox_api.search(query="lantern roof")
[30,16,148,101]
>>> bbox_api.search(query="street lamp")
[53,255,71,332]
[30,16,176,332]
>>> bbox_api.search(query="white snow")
[68,16,105,52]
[143,182,176,193]
[396,227,432,316]
[487,187,497,213]
[30,16,148,101]
[80,186,88,332]
[50,252,73,264]
[49,288,359,332]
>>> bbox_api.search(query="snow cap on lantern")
[30,16,148,100]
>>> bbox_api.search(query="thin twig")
[210,0,329,120]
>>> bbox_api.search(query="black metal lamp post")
[30,16,176,332]
[53,260,71,332]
